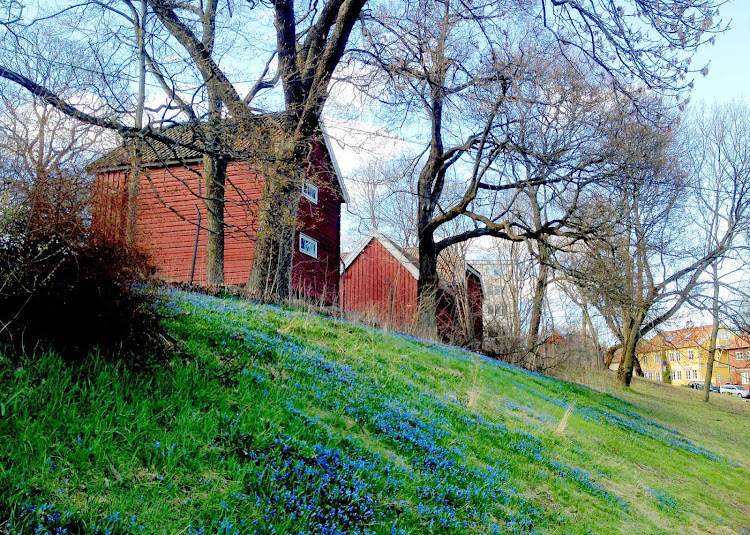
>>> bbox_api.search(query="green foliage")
[0,290,748,534]
[662,352,672,384]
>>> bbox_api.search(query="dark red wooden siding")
[340,239,418,330]
[91,170,128,242]
[434,273,483,346]
[91,141,341,303]
[467,272,484,342]
[292,140,342,304]
[340,238,483,344]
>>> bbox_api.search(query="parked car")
[687,381,705,390]
[710,384,720,393]
[719,384,750,398]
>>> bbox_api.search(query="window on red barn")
[299,233,318,258]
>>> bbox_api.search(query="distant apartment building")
[471,261,518,337]
[637,325,731,386]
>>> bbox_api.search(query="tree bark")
[245,173,300,301]
[527,254,549,368]
[417,232,439,339]
[126,0,147,249]
[617,310,645,386]
[703,261,721,402]
[246,132,305,301]
[604,343,621,368]
[203,151,226,285]
[201,0,225,286]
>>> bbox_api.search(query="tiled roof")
[87,115,349,201]
[639,325,714,352]
[87,118,282,171]
[726,335,750,350]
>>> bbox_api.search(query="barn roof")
[87,117,349,203]
[341,229,482,291]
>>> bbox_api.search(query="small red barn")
[340,230,483,346]
[89,121,348,304]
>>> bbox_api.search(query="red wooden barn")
[89,120,348,304]
[340,230,483,345]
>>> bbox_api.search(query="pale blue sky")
[690,1,749,104]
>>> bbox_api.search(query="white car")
[719,384,750,398]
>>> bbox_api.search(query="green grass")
[1,289,749,534]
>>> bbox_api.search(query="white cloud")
[322,117,412,176]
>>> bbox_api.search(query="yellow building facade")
[637,325,731,386]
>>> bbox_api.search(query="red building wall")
[728,347,750,386]
[340,237,483,345]
[433,272,483,346]
[340,239,418,330]
[91,142,341,303]
[292,141,342,303]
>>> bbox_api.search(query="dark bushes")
[0,209,167,363]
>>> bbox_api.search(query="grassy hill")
[1,289,749,534]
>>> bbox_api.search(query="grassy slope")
[1,289,749,534]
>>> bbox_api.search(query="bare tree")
[349,156,419,246]
[565,101,750,388]
[684,102,750,401]
[0,0,367,299]
[0,38,114,226]
[354,0,725,340]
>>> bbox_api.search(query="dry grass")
[554,403,575,435]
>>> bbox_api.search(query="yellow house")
[637,325,731,386]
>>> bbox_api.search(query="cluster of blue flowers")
[128,289,725,532]
[7,502,75,535]
[164,291,572,532]
[647,488,680,516]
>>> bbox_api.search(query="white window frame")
[299,233,318,258]
[737,351,744,361]
[302,181,319,204]
[688,349,694,361]
[742,372,749,386]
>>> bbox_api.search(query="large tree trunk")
[703,262,721,402]
[617,312,644,387]
[526,240,550,370]
[245,173,300,301]
[527,260,548,359]
[246,131,306,301]
[604,343,621,368]
[417,233,439,339]
[415,140,445,340]
[126,0,147,248]
[203,152,226,285]
[201,0,225,286]
[126,147,142,248]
